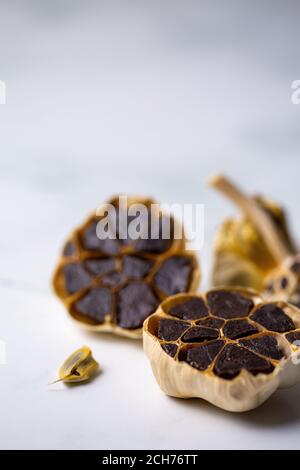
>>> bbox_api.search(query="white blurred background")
[1,0,300,290]
[1,0,300,449]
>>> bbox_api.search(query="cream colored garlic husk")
[143,290,300,412]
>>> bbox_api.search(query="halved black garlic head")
[53,195,200,339]
[143,288,300,411]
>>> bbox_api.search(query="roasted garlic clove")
[53,195,200,339]
[210,175,296,294]
[143,288,300,412]
[56,346,99,383]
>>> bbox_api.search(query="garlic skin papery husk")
[143,288,300,412]
[53,195,200,339]
[211,196,296,292]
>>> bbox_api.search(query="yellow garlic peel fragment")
[57,346,99,383]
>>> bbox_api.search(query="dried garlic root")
[53,346,99,384]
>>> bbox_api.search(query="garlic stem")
[209,174,291,264]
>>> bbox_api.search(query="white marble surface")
[1,0,300,449]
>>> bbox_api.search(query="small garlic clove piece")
[57,346,99,383]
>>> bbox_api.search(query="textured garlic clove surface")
[53,195,200,339]
[143,288,300,412]
[57,346,99,383]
